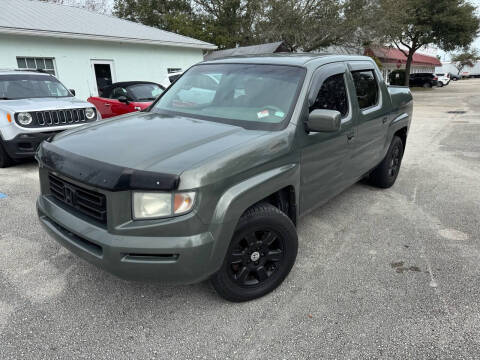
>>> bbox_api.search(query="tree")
[452,49,480,75]
[39,0,110,14]
[112,0,370,52]
[254,0,343,52]
[379,0,479,86]
[188,0,263,49]
[114,1,193,29]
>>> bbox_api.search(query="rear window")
[127,84,164,101]
[351,70,379,109]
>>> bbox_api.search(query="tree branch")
[393,41,409,58]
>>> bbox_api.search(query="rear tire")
[0,141,13,168]
[423,82,432,88]
[439,81,444,87]
[369,136,404,189]
[211,203,298,302]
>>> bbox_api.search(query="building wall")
[0,34,204,100]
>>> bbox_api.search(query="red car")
[88,81,164,119]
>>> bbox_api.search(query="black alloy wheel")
[388,144,402,179]
[228,229,284,286]
[369,136,404,189]
[211,203,298,302]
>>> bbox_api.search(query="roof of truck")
[201,53,371,67]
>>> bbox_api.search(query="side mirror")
[118,96,129,104]
[69,89,76,96]
[306,109,341,132]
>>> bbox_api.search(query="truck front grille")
[20,109,91,128]
[48,173,107,224]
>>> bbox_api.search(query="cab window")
[310,73,349,117]
[351,70,379,109]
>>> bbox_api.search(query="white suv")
[435,73,450,87]
[0,70,101,167]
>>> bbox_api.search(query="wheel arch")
[211,164,300,227]
[394,126,408,149]
[206,164,300,278]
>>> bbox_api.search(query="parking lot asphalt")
[1,79,480,359]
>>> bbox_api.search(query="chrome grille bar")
[30,108,93,127]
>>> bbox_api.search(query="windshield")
[128,83,164,101]
[0,74,71,100]
[152,64,305,130]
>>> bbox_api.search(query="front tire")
[369,136,404,189]
[0,141,13,168]
[211,203,298,302]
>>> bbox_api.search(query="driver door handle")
[104,103,111,107]
[382,116,388,124]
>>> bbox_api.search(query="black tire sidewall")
[0,141,12,168]
[369,136,404,188]
[211,204,298,302]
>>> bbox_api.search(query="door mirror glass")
[307,109,341,132]
[117,95,129,104]
[69,89,76,96]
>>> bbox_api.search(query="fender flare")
[204,163,300,276]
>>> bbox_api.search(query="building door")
[91,60,116,96]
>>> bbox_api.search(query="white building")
[0,0,216,100]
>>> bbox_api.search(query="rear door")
[298,62,355,215]
[347,61,390,177]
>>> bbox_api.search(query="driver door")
[109,86,133,117]
[298,63,355,215]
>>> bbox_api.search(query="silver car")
[0,70,101,167]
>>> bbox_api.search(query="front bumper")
[37,195,219,284]
[3,132,58,159]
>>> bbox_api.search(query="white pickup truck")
[0,70,100,167]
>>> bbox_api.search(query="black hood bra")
[36,141,180,191]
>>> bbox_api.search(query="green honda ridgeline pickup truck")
[36,54,412,302]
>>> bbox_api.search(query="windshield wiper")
[0,97,12,100]
[138,97,156,101]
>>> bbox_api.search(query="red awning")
[367,47,442,67]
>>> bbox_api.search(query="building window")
[16,57,56,76]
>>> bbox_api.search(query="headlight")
[132,192,196,219]
[17,112,33,126]
[85,107,96,120]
